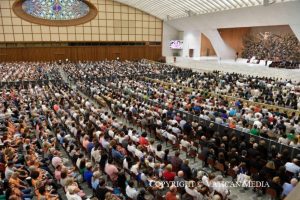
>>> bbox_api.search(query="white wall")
[202,29,235,59]
[182,31,201,57]
[166,1,300,31]
[290,24,300,41]
[162,22,180,57]
[165,1,300,56]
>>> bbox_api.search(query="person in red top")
[163,164,176,181]
[254,106,261,113]
[139,132,149,147]
[165,185,178,200]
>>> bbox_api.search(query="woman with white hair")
[66,185,82,200]
[212,175,230,199]
[184,180,204,200]
[91,171,102,190]
[64,177,85,199]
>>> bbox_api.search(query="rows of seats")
[0,83,62,200]
[1,60,300,200]
[66,76,231,200]
[69,69,300,200]
[61,60,188,81]
[76,75,300,150]
[0,62,60,82]
[154,70,300,110]
[47,81,156,200]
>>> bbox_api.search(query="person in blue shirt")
[192,105,201,114]
[87,141,94,154]
[221,111,228,119]
[281,178,298,198]
[235,100,241,108]
[92,171,101,190]
[229,108,236,117]
[167,110,174,118]
[83,162,94,186]
[111,145,124,160]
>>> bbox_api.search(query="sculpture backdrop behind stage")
[242,33,300,62]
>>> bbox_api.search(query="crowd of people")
[66,61,300,199]
[75,75,300,149]
[242,33,300,69]
[159,71,300,110]
[269,61,299,69]
[61,61,300,110]
[1,60,300,200]
[62,60,189,81]
[0,83,64,199]
[0,62,59,82]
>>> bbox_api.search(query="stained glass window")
[22,0,90,21]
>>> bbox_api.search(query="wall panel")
[200,33,216,56]
[218,27,251,56]
[0,45,162,62]
[0,0,162,42]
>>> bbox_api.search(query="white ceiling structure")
[115,0,298,20]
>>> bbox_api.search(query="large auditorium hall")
[0,1,300,200]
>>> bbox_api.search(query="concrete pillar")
[183,30,200,58]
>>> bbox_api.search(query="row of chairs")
[83,85,282,200]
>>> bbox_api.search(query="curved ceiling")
[115,0,298,20]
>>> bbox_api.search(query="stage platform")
[166,57,300,82]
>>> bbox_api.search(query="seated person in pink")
[104,158,119,182]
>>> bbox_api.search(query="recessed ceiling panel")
[114,0,298,20]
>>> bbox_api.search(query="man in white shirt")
[135,146,144,159]
[285,159,300,174]
[169,119,178,126]
[126,181,138,199]
[172,125,181,136]
[212,175,230,199]
[108,129,115,138]
[180,135,191,149]
[129,132,139,143]
[112,120,121,129]
[74,153,84,168]
[5,162,18,180]
[145,156,155,169]
[278,135,289,145]
[91,145,101,164]
[295,123,300,134]
[185,180,203,200]
[85,101,91,109]
[253,120,262,129]
[167,132,177,144]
